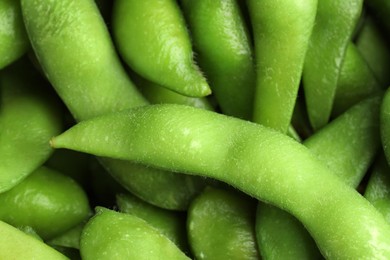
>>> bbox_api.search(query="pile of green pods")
[2,0,390,259]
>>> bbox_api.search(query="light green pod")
[131,71,214,111]
[112,0,211,97]
[0,166,91,240]
[0,59,62,193]
[303,0,363,130]
[117,193,189,252]
[0,220,68,260]
[332,42,381,117]
[21,0,147,122]
[305,95,381,187]
[248,0,317,133]
[187,187,259,259]
[52,104,390,259]
[0,0,29,69]
[21,0,207,211]
[80,208,189,260]
[180,0,255,119]
[256,95,381,259]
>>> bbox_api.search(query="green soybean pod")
[0,0,29,69]
[99,158,207,210]
[0,59,62,192]
[187,187,259,259]
[117,193,189,252]
[256,96,381,259]
[381,88,390,164]
[22,0,207,211]
[364,154,390,224]
[112,0,210,98]
[248,0,317,133]
[303,0,363,130]
[0,220,68,260]
[131,71,214,111]
[21,0,147,122]
[0,166,91,240]
[180,0,255,119]
[48,222,85,250]
[332,42,381,117]
[256,203,321,260]
[305,95,381,187]
[52,104,390,259]
[80,208,189,260]
[356,17,390,87]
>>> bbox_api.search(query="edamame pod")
[0,0,29,69]
[356,17,390,87]
[256,203,321,260]
[364,154,390,224]
[332,42,381,117]
[117,193,189,252]
[187,187,259,259]
[112,0,211,97]
[303,0,363,130]
[22,0,207,210]
[48,222,85,250]
[180,0,255,119]
[248,3,319,250]
[380,88,390,164]
[0,220,68,260]
[248,0,317,133]
[52,104,390,259]
[131,71,214,111]
[305,95,381,187]
[80,208,189,260]
[0,59,62,192]
[256,95,381,259]
[21,0,147,122]
[100,158,207,210]
[0,166,91,240]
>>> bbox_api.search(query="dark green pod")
[187,187,259,259]
[356,17,390,87]
[364,154,390,224]
[332,42,381,117]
